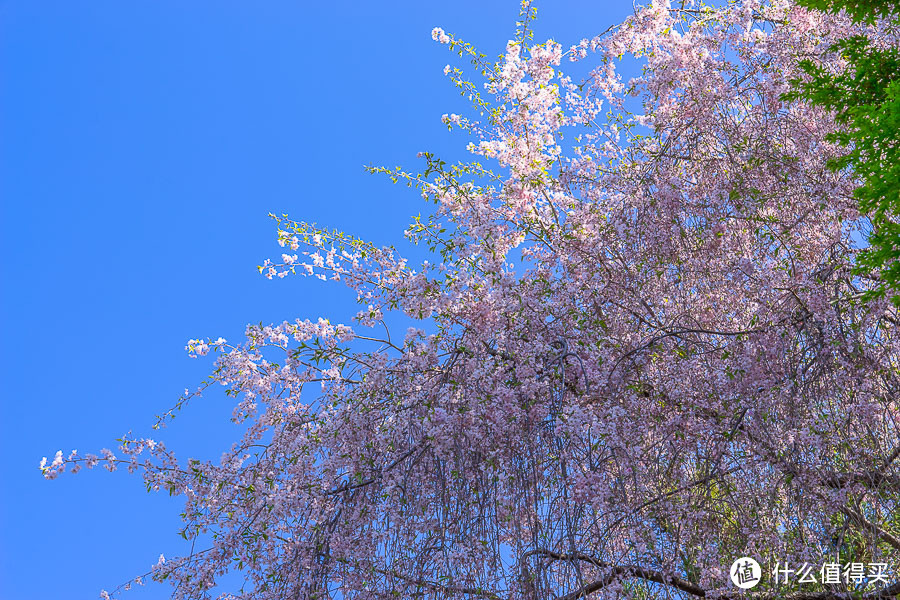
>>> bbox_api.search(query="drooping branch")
[523,550,705,599]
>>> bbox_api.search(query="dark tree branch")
[524,549,900,600]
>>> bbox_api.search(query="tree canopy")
[44,1,900,599]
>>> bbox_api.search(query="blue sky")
[0,2,632,598]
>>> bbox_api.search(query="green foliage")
[785,1,900,304]
[794,0,900,23]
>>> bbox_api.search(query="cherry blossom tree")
[44,1,900,599]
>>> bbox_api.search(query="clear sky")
[0,2,632,598]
